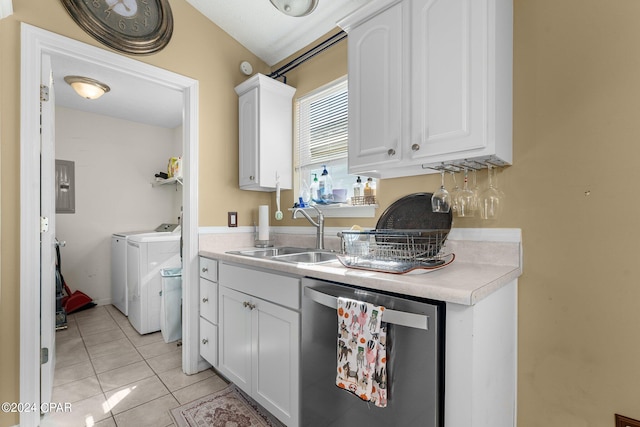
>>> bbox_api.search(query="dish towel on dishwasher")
[336,297,388,407]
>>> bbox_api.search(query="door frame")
[20,23,200,427]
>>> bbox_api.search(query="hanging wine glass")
[471,168,480,212]
[480,165,502,220]
[431,170,451,213]
[449,171,461,214]
[456,168,476,217]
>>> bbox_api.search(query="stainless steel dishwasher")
[302,278,445,427]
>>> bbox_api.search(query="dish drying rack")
[337,229,455,274]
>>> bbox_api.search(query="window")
[296,76,371,206]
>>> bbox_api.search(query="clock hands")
[107,0,130,13]
[105,0,137,17]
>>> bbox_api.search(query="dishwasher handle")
[304,286,429,330]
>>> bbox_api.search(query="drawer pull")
[387,148,396,156]
[202,297,209,303]
[202,267,208,273]
[202,338,208,345]
[412,143,420,151]
[243,301,256,310]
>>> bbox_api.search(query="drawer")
[200,277,218,323]
[200,257,218,282]
[219,263,300,310]
[200,317,218,367]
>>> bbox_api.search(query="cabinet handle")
[387,148,396,156]
[412,144,420,151]
[243,301,256,310]
[202,338,208,345]
[202,267,208,273]
[202,297,209,303]
[249,175,255,181]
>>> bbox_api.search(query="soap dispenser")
[309,173,320,203]
[353,176,363,198]
[318,165,333,202]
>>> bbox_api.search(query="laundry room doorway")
[20,23,201,427]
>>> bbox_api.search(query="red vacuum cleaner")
[56,242,96,314]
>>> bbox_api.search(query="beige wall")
[2,0,640,426]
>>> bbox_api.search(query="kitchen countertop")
[199,228,522,306]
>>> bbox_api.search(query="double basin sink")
[226,246,338,265]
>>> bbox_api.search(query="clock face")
[60,0,173,54]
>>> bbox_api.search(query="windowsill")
[288,204,377,218]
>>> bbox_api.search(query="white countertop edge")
[200,249,522,306]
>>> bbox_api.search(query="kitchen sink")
[271,251,337,265]
[226,246,338,264]
[227,246,315,258]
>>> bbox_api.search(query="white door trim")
[20,23,200,427]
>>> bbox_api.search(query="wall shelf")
[151,176,183,187]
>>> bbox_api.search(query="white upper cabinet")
[235,74,296,191]
[347,1,404,172]
[339,0,513,178]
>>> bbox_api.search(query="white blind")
[296,76,348,170]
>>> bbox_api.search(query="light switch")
[228,212,238,227]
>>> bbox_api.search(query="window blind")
[296,77,348,170]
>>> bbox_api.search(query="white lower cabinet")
[199,257,218,368]
[218,263,300,427]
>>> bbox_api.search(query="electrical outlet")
[616,414,640,427]
[228,212,238,227]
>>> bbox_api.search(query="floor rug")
[170,384,284,427]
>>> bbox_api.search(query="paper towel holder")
[255,205,273,247]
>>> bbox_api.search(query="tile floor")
[41,305,228,427]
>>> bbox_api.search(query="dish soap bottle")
[309,174,320,203]
[318,165,333,202]
[364,177,376,203]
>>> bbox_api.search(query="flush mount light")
[269,0,318,17]
[63,75,110,100]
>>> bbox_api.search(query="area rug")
[170,384,284,427]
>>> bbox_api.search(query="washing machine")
[127,232,181,335]
[111,224,179,315]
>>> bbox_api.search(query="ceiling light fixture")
[269,0,318,17]
[64,75,111,100]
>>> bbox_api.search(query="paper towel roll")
[258,205,269,241]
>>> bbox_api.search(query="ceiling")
[54,0,370,128]
[185,0,369,66]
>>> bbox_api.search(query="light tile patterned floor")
[41,305,228,427]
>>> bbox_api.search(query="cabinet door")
[253,299,300,427]
[347,1,404,174]
[409,0,488,161]
[238,87,259,188]
[200,317,218,367]
[218,286,253,394]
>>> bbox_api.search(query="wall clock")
[60,0,173,55]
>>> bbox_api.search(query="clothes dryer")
[127,232,181,334]
[112,225,179,316]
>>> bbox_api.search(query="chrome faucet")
[292,205,325,250]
